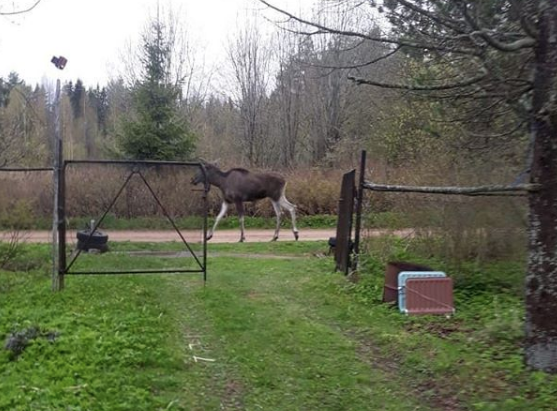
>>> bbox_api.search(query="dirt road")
[1,229,334,244]
[0,228,414,244]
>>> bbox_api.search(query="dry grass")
[0,166,342,222]
[361,161,528,262]
[0,172,52,226]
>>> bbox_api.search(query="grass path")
[158,252,435,411]
[2,242,430,411]
[2,241,556,410]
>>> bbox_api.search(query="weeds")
[0,231,24,269]
[0,167,343,229]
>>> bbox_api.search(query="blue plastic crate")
[398,271,446,312]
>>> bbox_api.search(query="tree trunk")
[525,1,557,373]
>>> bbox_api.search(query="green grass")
[1,240,556,410]
[1,272,188,410]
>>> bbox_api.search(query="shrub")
[0,200,35,230]
[359,162,527,263]
[0,166,343,225]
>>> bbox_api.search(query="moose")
[191,161,299,242]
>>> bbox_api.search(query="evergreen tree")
[0,78,9,107]
[63,80,74,98]
[7,72,22,87]
[70,79,85,118]
[117,17,195,160]
[88,85,109,136]
[0,71,23,107]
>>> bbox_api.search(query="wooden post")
[51,79,64,291]
[352,150,366,272]
[362,182,536,195]
[335,169,356,275]
[201,163,209,285]
[58,157,66,288]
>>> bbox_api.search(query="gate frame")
[333,151,367,275]
[56,159,210,289]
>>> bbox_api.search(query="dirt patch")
[404,321,469,339]
[414,380,464,411]
[344,329,402,375]
[222,379,244,410]
[343,328,468,411]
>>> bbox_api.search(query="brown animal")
[191,161,299,242]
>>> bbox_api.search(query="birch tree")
[227,19,273,166]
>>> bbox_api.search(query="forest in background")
[0,1,529,262]
[0,2,527,176]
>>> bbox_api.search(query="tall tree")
[0,78,8,108]
[0,72,23,108]
[88,85,109,136]
[227,18,273,166]
[0,80,47,166]
[271,32,305,167]
[117,14,196,160]
[260,0,557,373]
[69,79,85,119]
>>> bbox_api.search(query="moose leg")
[208,201,229,241]
[279,195,299,241]
[235,201,246,242]
[271,200,282,241]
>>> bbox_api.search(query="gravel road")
[0,229,335,244]
[0,228,414,244]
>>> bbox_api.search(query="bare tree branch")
[396,0,466,34]
[348,71,487,91]
[462,120,527,139]
[258,0,481,55]
[460,2,535,52]
[296,45,401,71]
[0,0,42,15]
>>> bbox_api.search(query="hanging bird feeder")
[51,56,67,70]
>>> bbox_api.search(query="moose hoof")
[271,236,278,242]
[206,233,213,241]
[239,237,245,243]
[294,231,299,241]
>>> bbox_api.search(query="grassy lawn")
[1,240,556,410]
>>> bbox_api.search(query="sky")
[0,0,306,87]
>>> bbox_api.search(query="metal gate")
[55,160,209,286]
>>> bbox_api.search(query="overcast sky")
[0,0,307,87]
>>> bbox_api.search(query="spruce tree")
[88,85,109,136]
[118,18,195,160]
[70,79,85,118]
